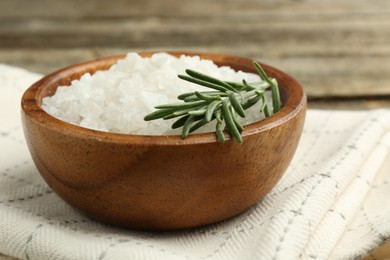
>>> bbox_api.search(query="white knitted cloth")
[0,64,389,260]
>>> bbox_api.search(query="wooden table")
[1,0,389,258]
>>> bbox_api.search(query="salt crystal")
[42,52,267,135]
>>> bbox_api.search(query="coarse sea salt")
[42,52,267,135]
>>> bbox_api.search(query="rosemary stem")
[144,61,283,143]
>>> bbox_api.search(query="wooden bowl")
[21,52,306,230]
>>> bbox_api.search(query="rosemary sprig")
[144,61,282,143]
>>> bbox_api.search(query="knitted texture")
[0,64,389,260]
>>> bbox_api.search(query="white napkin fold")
[0,64,389,260]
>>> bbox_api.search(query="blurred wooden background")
[1,0,390,110]
[0,0,390,259]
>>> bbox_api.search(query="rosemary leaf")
[205,100,221,122]
[241,95,262,110]
[181,115,195,139]
[203,92,229,97]
[225,81,246,90]
[189,117,211,133]
[178,92,196,100]
[253,61,281,113]
[171,105,206,117]
[172,115,203,129]
[221,100,242,143]
[163,113,182,120]
[188,109,207,116]
[144,108,175,121]
[183,95,199,102]
[215,111,225,142]
[251,81,271,90]
[184,92,225,102]
[230,106,244,133]
[178,75,229,92]
[261,95,270,117]
[229,93,245,118]
[172,115,190,129]
[195,91,222,102]
[242,79,257,90]
[185,69,237,92]
[155,100,206,109]
[271,80,282,113]
[179,91,227,100]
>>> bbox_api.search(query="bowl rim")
[21,51,306,146]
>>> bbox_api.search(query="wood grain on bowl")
[21,52,306,230]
